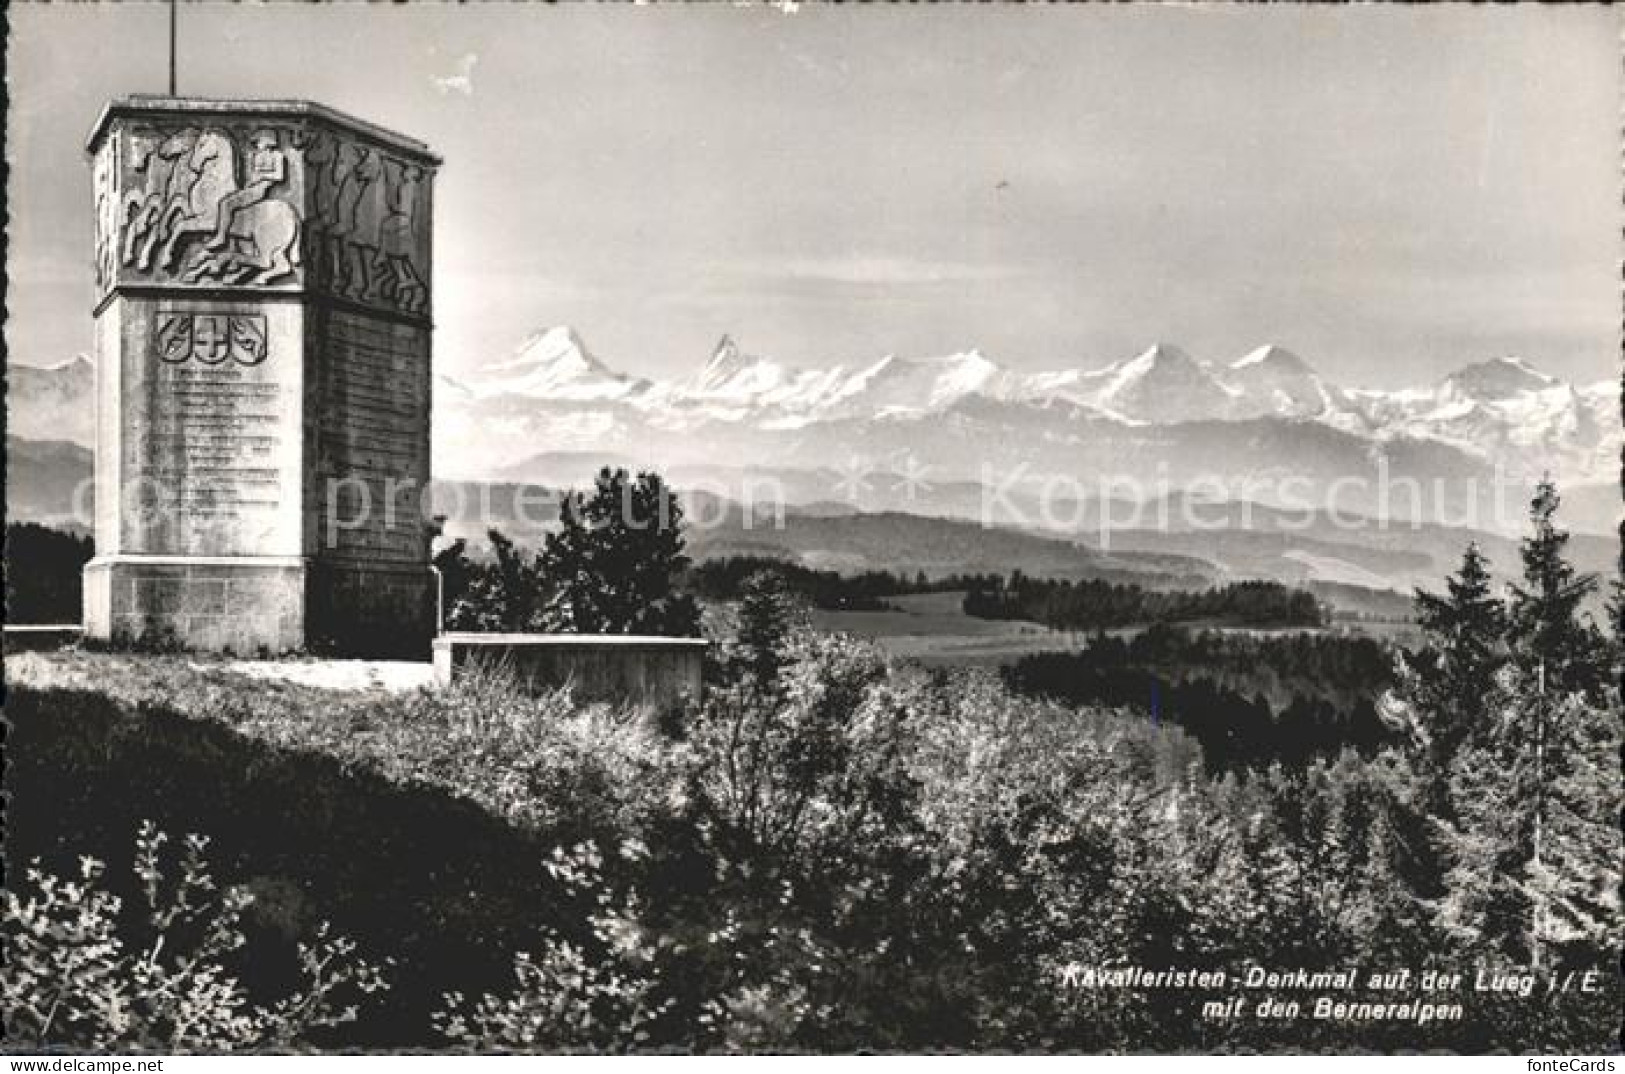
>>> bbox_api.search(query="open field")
[808,590,1078,667]
[807,589,1402,667]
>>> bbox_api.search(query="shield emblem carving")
[155,315,193,363]
[191,315,232,364]
[154,312,270,365]
[230,315,268,365]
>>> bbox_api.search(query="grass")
[5,649,681,837]
[5,648,681,1047]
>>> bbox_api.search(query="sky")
[6,4,1620,389]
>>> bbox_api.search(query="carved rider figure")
[378,160,427,312]
[207,129,287,251]
[345,147,388,299]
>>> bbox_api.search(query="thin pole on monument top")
[168,0,178,96]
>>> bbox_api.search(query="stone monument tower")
[83,97,440,656]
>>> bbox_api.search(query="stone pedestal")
[82,97,439,656]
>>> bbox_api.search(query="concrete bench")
[432,633,708,710]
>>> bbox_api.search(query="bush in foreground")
[3,822,387,1052]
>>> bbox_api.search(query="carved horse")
[121,131,191,272]
[181,199,302,286]
[157,129,238,272]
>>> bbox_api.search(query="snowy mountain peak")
[909,348,1002,383]
[710,334,740,364]
[11,353,94,377]
[1232,344,1312,374]
[839,348,1007,412]
[945,347,997,374]
[694,334,752,389]
[493,325,605,377]
[924,349,1003,401]
[1222,344,1342,420]
[689,335,810,401]
[7,353,97,444]
[33,353,94,373]
[471,325,649,402]
[1096,344,1238,422]
[1125,342,1199,374]
[426,325,1615,491]
[1441,356,1556,401]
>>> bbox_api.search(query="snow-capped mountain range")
[437,327,1617,491]
[7,329,1616,537]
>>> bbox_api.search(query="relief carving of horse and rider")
[118,125,428,314]
[298,128,429,314]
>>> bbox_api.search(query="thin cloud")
[779,256,1019,286]
[432,53,477,96]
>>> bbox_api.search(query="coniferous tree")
[1394,543,1508,776]
[733,569,807,691]
[443,529,547,631]
[1503,479,1609,966]
[1508,478,1604,700]
[1351,801,1433,961]
[3,523,94,624]
[1523,691,1622,960]
[1428,481,1618,968]
[1437,706,1532,959]
[537,468,701,636]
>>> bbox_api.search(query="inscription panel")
[122,301,303,556]
[316,309,430,564]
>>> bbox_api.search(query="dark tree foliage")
[964,575,1324,631]
[9,476,1622,1051]
[1507,478,1606,700]
[9,479,1621,1053]
[1387,478,1621,971]
[1401,542,1508,775]
[1006,625,1396,770]
[730,570,808,690]
[4,523,94,624]
[436,530,550,632]
[538,469,700,636]
[437,469,700,636]
[686,556,997,611]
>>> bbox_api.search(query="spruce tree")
[1434,480,1618,968]
[734,568,807,691]
[1508,478,1603,699]
[1402,542,1508,768]
[1523,692,1622,959]
[1351,801,1434,962]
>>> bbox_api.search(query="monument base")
[83,556,434,658]
[305,562,436,659]
[84,555,308,655]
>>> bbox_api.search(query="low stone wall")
[3,625,85,654]
[431,633,707,710]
